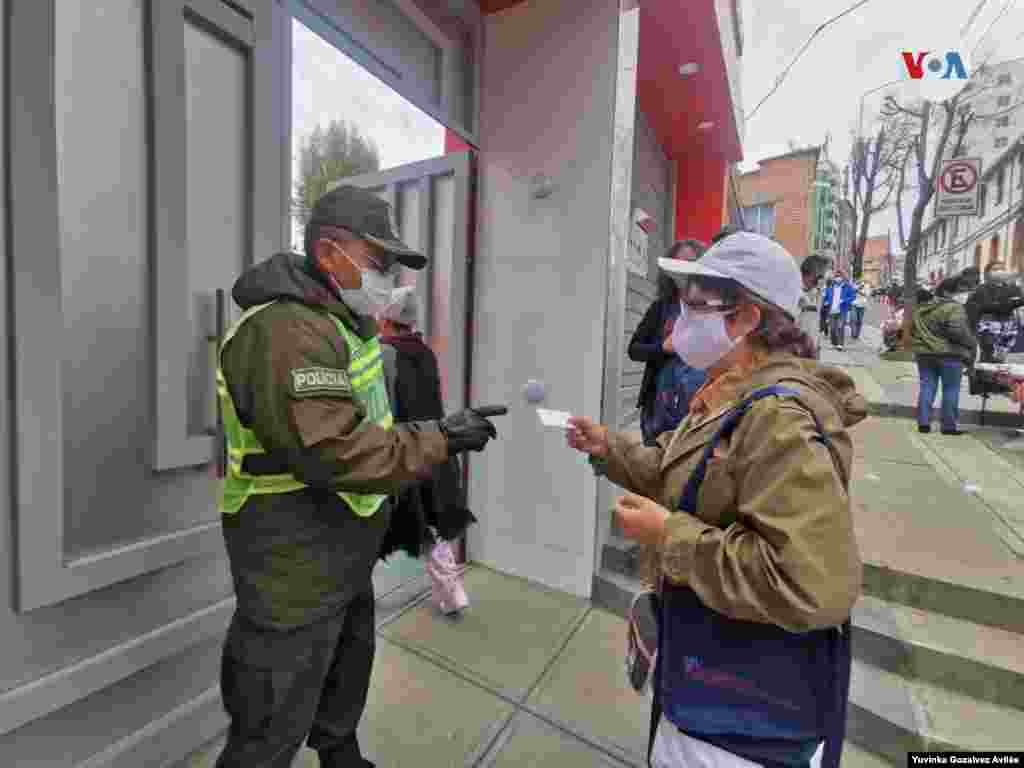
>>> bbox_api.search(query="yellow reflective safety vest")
[216,301,393,517]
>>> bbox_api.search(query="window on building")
[742,203,775,237]
[996,137,1009,149]
[951,216,959,240]
[998,94,1011,108]
[997,73,1012,86]
[996,116,1010,128]
[1019,152,1024,189]
[996,167,1006,205]
[980,183,987,217]
[974,244,982,268]
[940,220,947,245]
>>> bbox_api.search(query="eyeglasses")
[679,297,738,316]
[327,239,394,275]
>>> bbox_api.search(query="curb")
[866,401,1022,428]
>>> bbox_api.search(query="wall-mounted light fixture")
[679,62,700,77]
[697,121,715,131]
[530,173,555,199]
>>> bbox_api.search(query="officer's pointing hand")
[439,405,508,455]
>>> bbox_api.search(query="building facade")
[917,58,1024,283]
[811,160,839,264]
[732,146,821,262]
[861,233,891,289]
[0,1,745,764]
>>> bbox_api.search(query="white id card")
[537,408,572,429]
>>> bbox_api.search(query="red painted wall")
[675,150,726,244]
[445,130,475,153]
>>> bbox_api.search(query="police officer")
[213,185,506,768]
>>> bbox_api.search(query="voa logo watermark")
[899,46,972,101]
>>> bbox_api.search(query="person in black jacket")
[376,288,476,615]
[628,239,707,445]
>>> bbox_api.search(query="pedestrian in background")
[567,232,863,768]
[628,240,708,446]
[911,281,976,436]
[799,256,827,358]
[377,288,475,615]
[850,280,868,341]
[824,274,855,350]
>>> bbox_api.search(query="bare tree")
[847,119,914,280]
[881,66,998,346]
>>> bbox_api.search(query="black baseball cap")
[309,185,427,270]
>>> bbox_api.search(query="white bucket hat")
[657,231,802,319]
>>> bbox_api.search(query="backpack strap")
[679,385,819,514]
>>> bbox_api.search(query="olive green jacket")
[219,253,447,628]
[911,297,977,365]
[604,354,866,632]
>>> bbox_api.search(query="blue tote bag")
[649,386,852,768]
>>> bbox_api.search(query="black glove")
[438,405,508,456]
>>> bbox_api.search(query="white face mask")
[671,304,742,370]
[327,244,398,315]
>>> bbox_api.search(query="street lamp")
[857,79,902,145]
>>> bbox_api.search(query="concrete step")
[862,562,1024,636]
[852,594,1024,711]
[591,567,638,620]
[848,658,1024,763]
[601,534,640,580]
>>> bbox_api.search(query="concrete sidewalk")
[179,563,891,768]
[819,324,1024,428]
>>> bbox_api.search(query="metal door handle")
[205,289,227,477]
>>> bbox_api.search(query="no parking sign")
[935,157,982,217]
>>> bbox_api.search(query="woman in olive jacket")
[567,233,864,768]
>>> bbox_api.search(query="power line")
[971,0,1017,57]
[744,0,874,122]
[962,0,992,37]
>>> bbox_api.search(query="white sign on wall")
[627,208,655,276]
[627,221,649,276]
[935,157,982,217]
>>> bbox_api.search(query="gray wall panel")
[0,0,281,762]
[468,0,623,597]
[185,17,249,435]
[0,635,223,767]
[294,0,479,138]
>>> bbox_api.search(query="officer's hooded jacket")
[219,252,448,629]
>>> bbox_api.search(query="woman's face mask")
[671,298,744,371]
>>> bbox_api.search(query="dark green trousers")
[214,590,375,768]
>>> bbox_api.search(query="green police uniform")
[214,252,447,768]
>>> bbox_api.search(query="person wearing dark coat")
[628,240,708,446]
[377,288,475,615]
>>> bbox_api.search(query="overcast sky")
[739,0,1024,242]
[289,2,1023,249]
